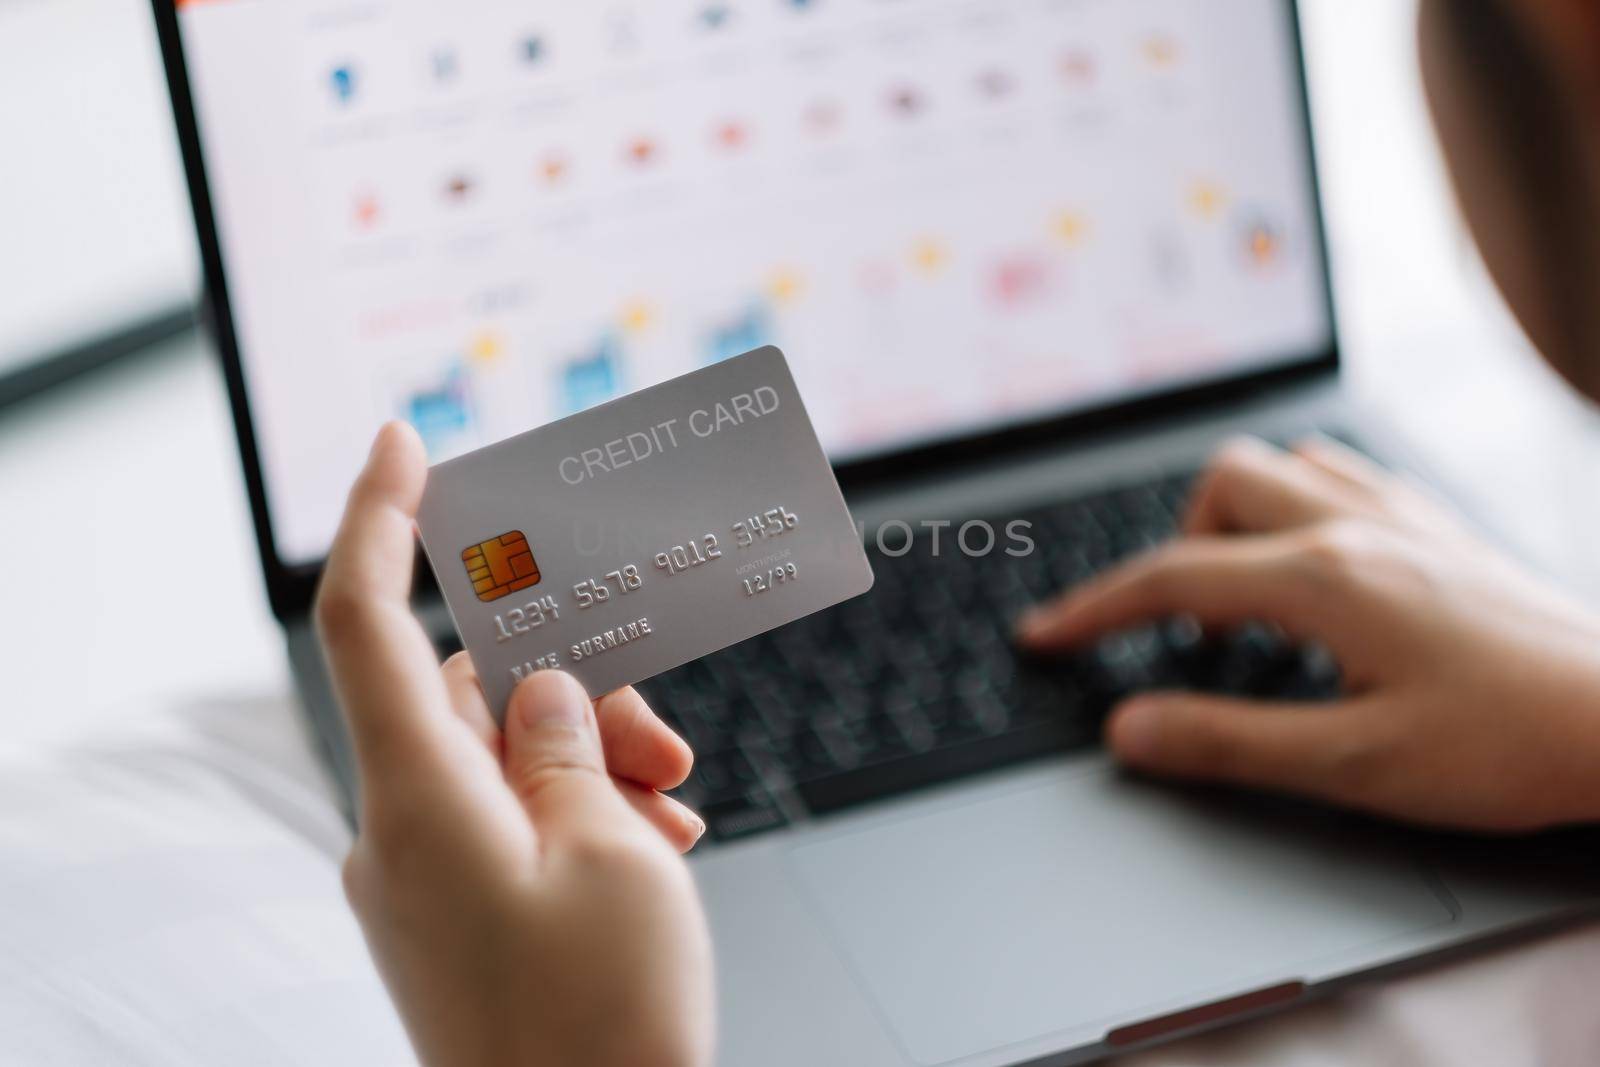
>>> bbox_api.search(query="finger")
[316,423,458,783]
[1291,435,1391,496]
[450,663,688,786]
[441,651,500,758]
[1014,535,1351,653]
[1295,435,1465,539]
[1105,691,1388,808]
[502,670,643,848]
[595,687,694,791]
[1183,436,1358,536]
[614,778,706,853]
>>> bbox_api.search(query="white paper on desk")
[0,743,415,1066]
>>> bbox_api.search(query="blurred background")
[0,0,194,401]
[6,0,1597,754]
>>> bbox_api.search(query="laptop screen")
[173,0,1331,568]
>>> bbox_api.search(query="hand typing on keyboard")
[1017,434,1600,833]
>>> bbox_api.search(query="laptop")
[152,1,1596,1062]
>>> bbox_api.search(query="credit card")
[416,346,875,723]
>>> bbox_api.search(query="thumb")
[503,671,637,845]
[1105,692,1380,806]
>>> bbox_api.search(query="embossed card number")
[734,505,798,547]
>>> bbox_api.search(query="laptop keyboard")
[436,468,1343,842]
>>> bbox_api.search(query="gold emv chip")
[462,531,541,602]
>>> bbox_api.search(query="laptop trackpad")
[790,765,1455,1065]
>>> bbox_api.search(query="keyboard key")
[689,747,759,804]
[699,790,788,842]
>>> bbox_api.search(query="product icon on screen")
[395,359,477,459]
[698,4,732,31]
[714,120,749,152]
[1239,213,1284,270]
[328,64,357,104]
[537,154,569,186]
[803,99,842,135]
[351,192,381,230]
[625,137,660,168]
[888,85,925,118]
[1058,48,1096,86]
[559,336,624,415]
[431,48,459,83]
[976,68,1016,100]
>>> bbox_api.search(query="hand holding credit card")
[417,346,875,723]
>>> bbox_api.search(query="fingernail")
[367,422,398,462]
[514,671,589,731]
[1013,607,1053,642]
[1110,701,1161,762]
[689,814,707,844]
[1226,433,1272,453]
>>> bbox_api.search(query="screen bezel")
[150,0,1338,622]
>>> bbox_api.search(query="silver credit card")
[416,346,874,722]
